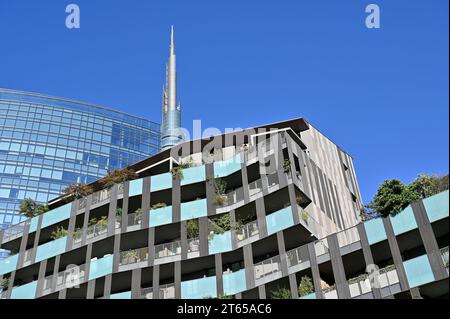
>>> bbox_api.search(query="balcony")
[208,231,232,255]
[348,274,372,298]
[35,236,68,263]
[266,206,294,236]
[236,220,259,244]
[321,285,338,299]
[180,165,206,186]
[254,255,282,285]
[180,199,207,221]
[181,276,217,299]
[41,264,87,296]
[187,237,200,258]
[1,221,26,242]
[119,247,149,269]
[297,206,320,238]
[213,154,241,178]
[0,254,18,276]
[223,269,247,296]
[154,241,181,262]
[140,283,175,299]
[149,205,172,227]
[10,281,37,299]
[286,245,309,270]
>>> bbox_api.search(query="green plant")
[170,166,184,180]
[283,159,291,173]
[101,168,138,189]
[134,208,143,221]
[63,183,93,200]
[50,226,68,240]
[72,227,82,240]
[116,208,123,217]
[186,219,199,239]
[298,276,314,297]
[88,217,98,227]
[97,216,108,227]
[212,177,228,206]
[300,210,309,223]
[209,214,231,237]
[0,278,10,290]
[125,249,139,259]
[151,203,167,210]
[270,287,292,299]
[366,179,420,217]
[19,198,49,218]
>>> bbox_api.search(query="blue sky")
[0,0,448,203]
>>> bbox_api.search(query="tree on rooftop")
[366,179,420,218]
[19,198,49,218]
[63,183,94,200]
[100,168,138,189]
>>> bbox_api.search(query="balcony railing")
[119,248,149,266]
[322,285,338,299]
[286,245,309,268]
[314,238,329,257]
[154,241,181,259]
[187,238,200,254]
[42,264,87,296]
[86,222,108,240]
[236,220,259,242]
[2,221,26,242]
[336,226,360,249]
[254,255,282,282]
[248,179,263,197]
[440,246,449,272]
[377,264,399,288]
[348,274,371,298]
[140,283,175,299]
[297,206,319,236]
[127,212,143,227]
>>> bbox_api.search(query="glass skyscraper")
[0,88,160,234]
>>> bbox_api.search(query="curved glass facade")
[0,88,160,231]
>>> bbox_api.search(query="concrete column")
[258,284,266,299]
[327,234,351,299]
[103,274,112,299]
[66,199,79,250]
[152,265,160,299]
[199,216,209,256]
[30,214,44,262]
[51,255,61,292]
[121,182,130,232]
[205,163,216,217]
[86,279,95,299]
[289,273,299,299]
[412,201,448,280]
[36,259,48,298]
[148,228,155,266]
[112,234,121,273]
[107,185,118,236]
[174,261,181,299]
[215,254,223,297]
[255,198,267,237]
[81,195,92,246]
[382,218,410,291]
[17,221,31,266]
[141,177,151,229]
[276,231,289,276]
[356,223,382,299]
[307,242,323,299]
[131,268,142,299]
[172,178,181,223]
[180,220,188,260]
[243,244,256,289]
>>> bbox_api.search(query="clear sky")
[0,0,448,203]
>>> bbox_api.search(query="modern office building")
[0,88,160,236]
[2,117,445,300]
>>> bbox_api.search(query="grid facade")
[0,88,160,233]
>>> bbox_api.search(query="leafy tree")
[19,198,49,217]
[409,173,441,199]
[186,219,199,239]
[366,179,420,217]
[63,183,93,200]
[101,168,138,189]
[270,287,292,299]
[298,276,314,297]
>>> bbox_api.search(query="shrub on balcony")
[134,208,143,221]
[72,227,82,240]
[63,183,93,201]
[209,213,231,237]
[170,157,193,180]
[283,159,291,174]
[0,278,10,290]
[101,168,138,189]
[270,287,292,299]
[116,208,123,217]
[212,177,228,206]
[186,219,199,239]
[19,198,49,218]
[50,226,68,240]
[298,276,314,297]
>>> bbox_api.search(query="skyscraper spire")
[161,26,182,151]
